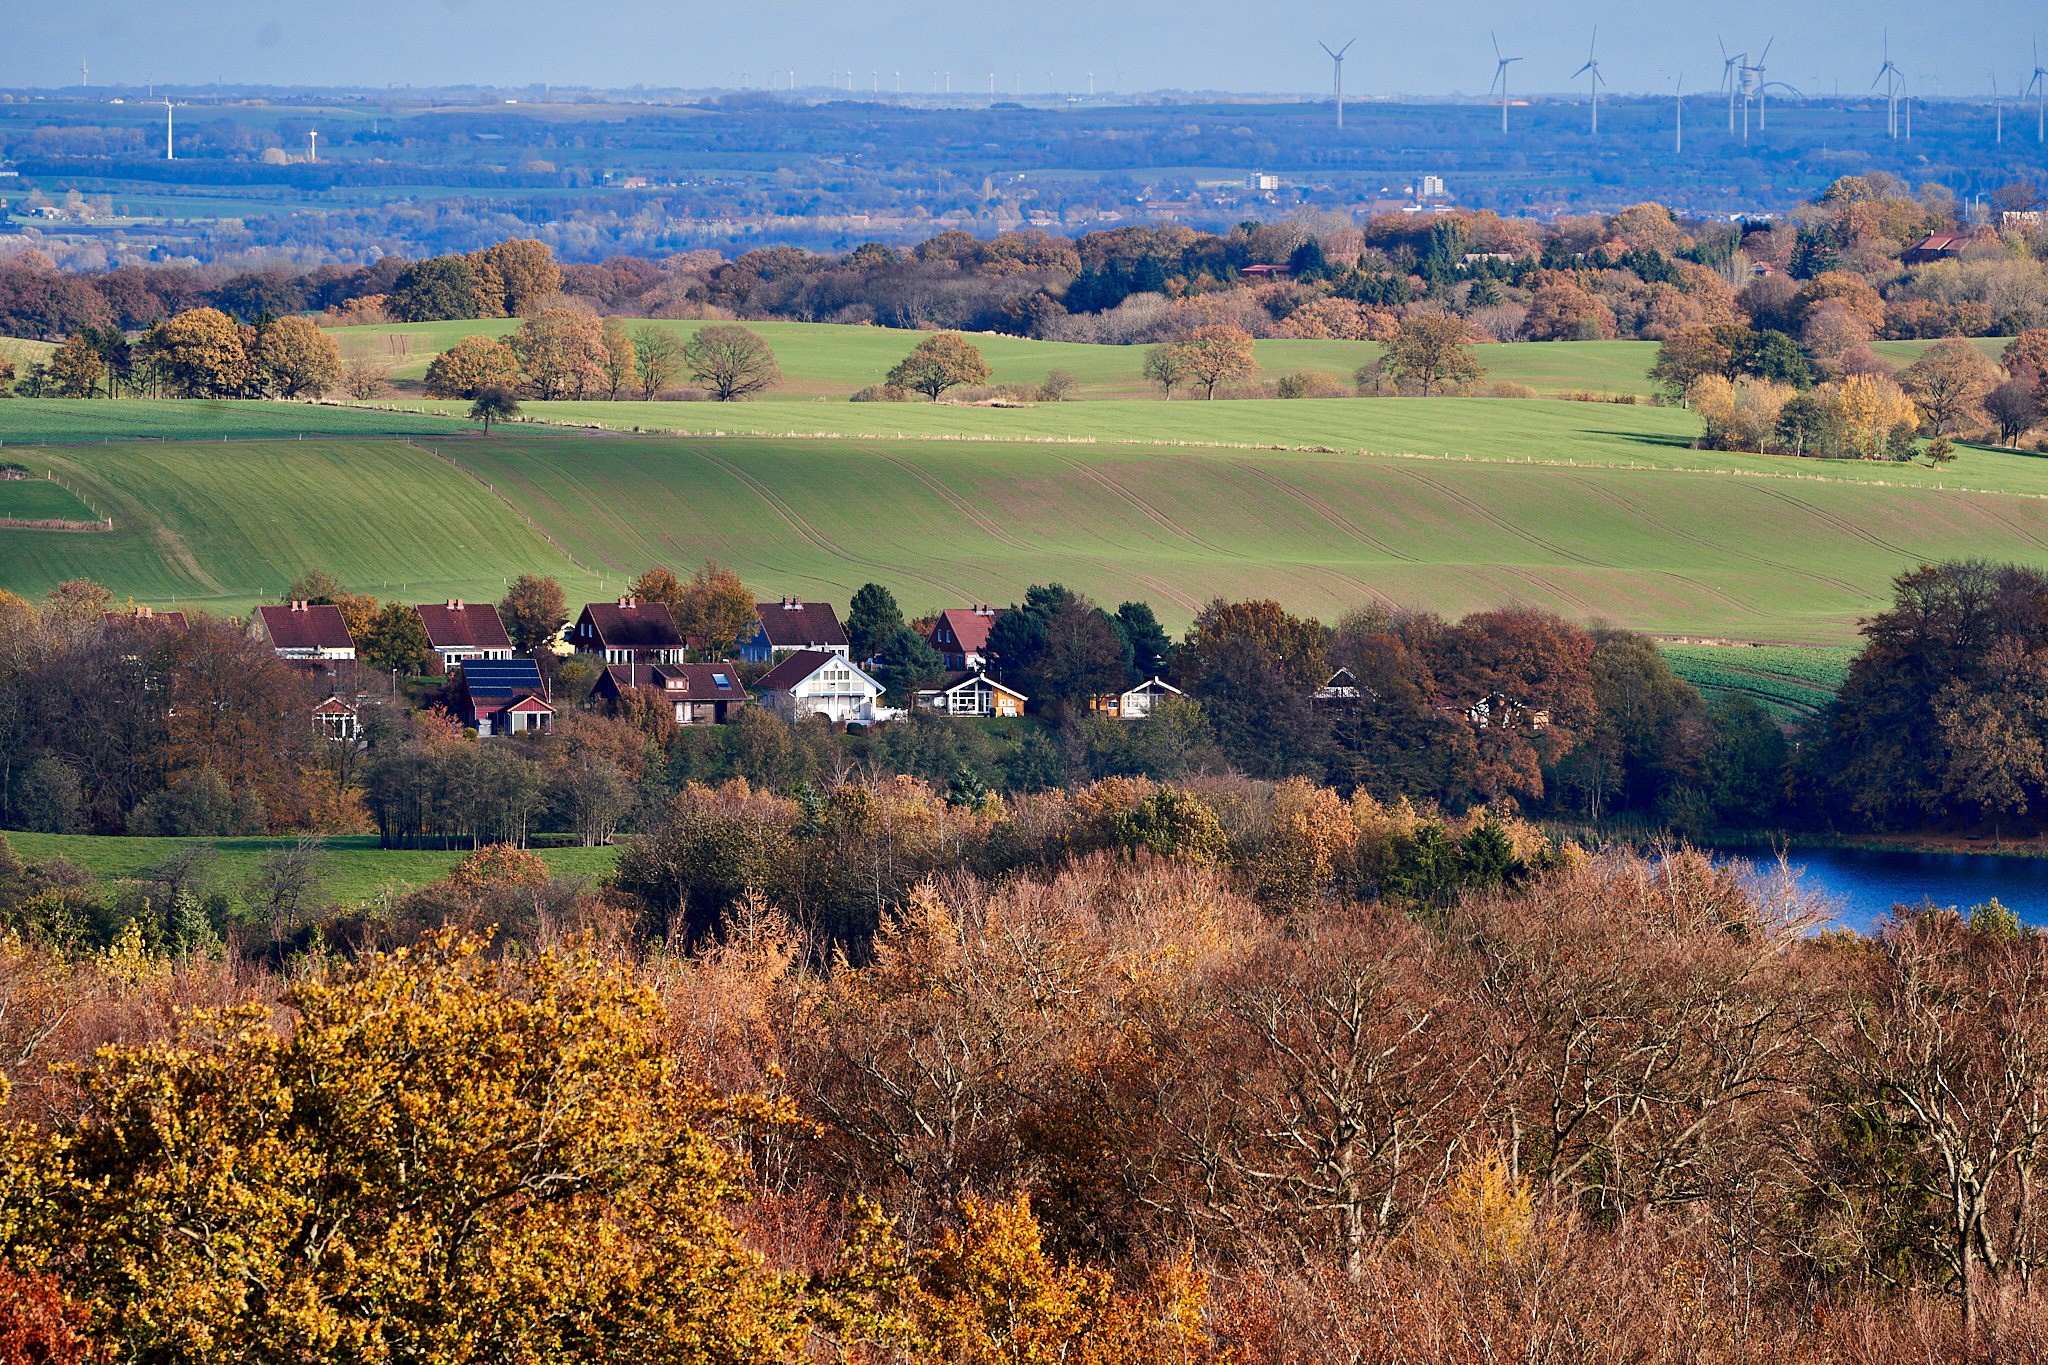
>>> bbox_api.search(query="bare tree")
[684,324,781,401]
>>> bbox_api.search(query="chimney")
[137,605,153,620]
[618,595,633,608]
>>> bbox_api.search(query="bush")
[851,383,912,403]
[1036,368,1079,402]
[1274,370,1349,399]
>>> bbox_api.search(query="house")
[1313,667,1363,706]
[572,597,685,666]
[1090,676,1184,720]
[1462,692,1550,732]
[102,605,188,632]
[252,601,356,661]
[916,670,1028,718]
[928,605,1005,671]
[414,599,512,675]
[755,650,886,725]
[311,694,360,741]
[1901,232,1971,265]
[452,658,554,736]
[1237,263,1292,283]
[740,597,850,663]
[591,661,749,725]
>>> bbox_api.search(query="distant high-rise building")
[1420,174,1447,199]
[1246,172,1280,192]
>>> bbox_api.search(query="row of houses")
[217,592,1185,737]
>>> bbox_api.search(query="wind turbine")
[1320,39,1357,128]
[1571,28,1605,135]
[1873,32,1904,138]
[2028,41,2048,142]
[1674,72,1685,154]
[1719,38,1744,132]
[1993,73,2004,143]
[1746,38,1775,131]
[1487,33,1522,134]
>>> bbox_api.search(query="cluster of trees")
[10,310,347,400]
[1666,323,2048,458]
[420,317,781,403]
[3,814,2047,1358]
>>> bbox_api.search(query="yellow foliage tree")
[1,930,809,1363]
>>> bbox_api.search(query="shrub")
[851,383,912,403]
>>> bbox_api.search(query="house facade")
[592,662,749,725]
[414,599,513,674]
[755,649,886,725]
[915,670,1027,718]
[927,605,1005,671]
[572,597,686,666]
[1090,676,1184,720]
[740,597,850,663]
[453,658,554,736]
[311,694,360,741]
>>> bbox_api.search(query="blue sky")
[14,0,2042,98]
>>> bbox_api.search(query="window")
[712,673,730,688]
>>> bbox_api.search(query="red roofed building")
[1902,232,1972,265]
[928,605,1005,671]
[739,597,850,662]
[103,605,188,632]
[252,601,356,661]
[312,694,361,741]
[414,599,513,675]
[572,596,686,665]
[590,661,749,725]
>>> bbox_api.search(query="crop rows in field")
[1661,644,1859,722]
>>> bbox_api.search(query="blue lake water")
[1720,846,2048,932]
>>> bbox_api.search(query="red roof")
[1904,232,1971,256]
[103,607,188,632]
[256,602,355,652]
[755,649,840,692]
[576,598,684,651]
[754,599,848,650]
[597,663,747,702]
[414,600,512,651]
[930,606,1004,657]
[311,695,357,717]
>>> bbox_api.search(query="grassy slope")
[4,831,620,909]
[1660,644,1859,723]
[0,438,593,611]
[0,400,464,446]
[0,477,99,520]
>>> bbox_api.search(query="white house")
[755,649,887,725]
[252,602,356,662]
[1090,676,1184,721]
[915,670,1027,718]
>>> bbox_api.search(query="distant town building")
[1246,172,1280,192]
[1419,174,1446,199]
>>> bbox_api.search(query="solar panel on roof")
[458,659,543,695]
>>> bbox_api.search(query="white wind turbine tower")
[1718,39,1745,132]
[1487,33,1522,134]
[1674,72,1685,153]
[1992,74,2003,143]
[1572,29,1606,135]
[1320,40,1356,128]
[1746,37,1775,131]
[1873,32,1904,139]
[2028,42,2048,142]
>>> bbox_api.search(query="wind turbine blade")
[1492,30,1503,61]
[1759,36,1774,64]
[1573,62,1594,79]
[1339,39,1356,57]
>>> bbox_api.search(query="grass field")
[0,400,464,447]
[3,831,621,910]
[7,428,2047,640]
[0,476,99,521]
[1660,644,1859,722]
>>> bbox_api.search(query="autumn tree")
[510,308,607,400]
[340,356,391,399]
[423,334,524,400]
[1366,312,1486,396]
[1172,323,1258,399]
[1648,326,1734,405]
[360,600,435,675]
[675,559,757,658]
[467,238,562,317]
[632,325,684,399]
[252,315,342,398]
[1901,337,2000,434]
[468,385,521,434]
[500,573,568,654]
[1985,377,2041,446]
[4,931,810,1361]
[389,255,485,322]
[1142,342,1190,398]
[1523,280,1614,340]
[595,318,636,400]
[1184,598,1328,691]
[144,307,251,397]
[684,324,781,401]
[44,333,103,398]
[887,331,992,400]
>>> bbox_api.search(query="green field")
[1660,644,1860,722]
[0,476,99,521]
[3,832,621,910]
[5,426,2047,640]
[0,400,463,447]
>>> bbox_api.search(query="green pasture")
[0,477,99,521]
[0,400,463,446]
[1660,644,1859,722]
[3,831,621,911]
[5,428,2044,640]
